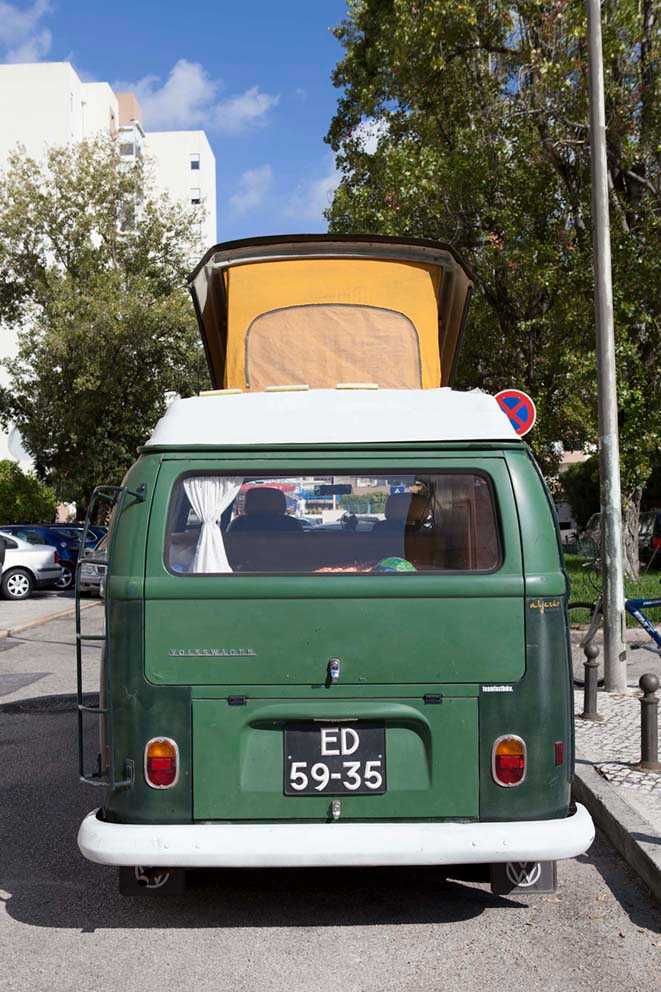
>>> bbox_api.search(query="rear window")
[11,528,47,545]
[165,472,501,575]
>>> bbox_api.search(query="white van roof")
[145,388,520,447]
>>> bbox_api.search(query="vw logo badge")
[134,866,172,890]
[505,861,542,888]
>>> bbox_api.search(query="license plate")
[284,722,386,795]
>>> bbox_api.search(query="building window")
[190,153,200,170]
[120,142,135,157]
[190,187,202,205]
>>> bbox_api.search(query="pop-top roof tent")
[188,235,474,391]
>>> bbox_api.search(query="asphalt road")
[0,604,102,703]
[0,618,659,992]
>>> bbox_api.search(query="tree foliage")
[0,138,208,505]
[0,459,56,524]
[560,455,600,529]
[326,0,660,491]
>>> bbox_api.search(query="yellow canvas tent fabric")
[223,258,442,389]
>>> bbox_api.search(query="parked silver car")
[78,533,108,596]
[0,530,64,600]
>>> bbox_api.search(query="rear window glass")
[12,529,46,545]
[165,472,501,575]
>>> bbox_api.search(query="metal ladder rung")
[75,482,137,792]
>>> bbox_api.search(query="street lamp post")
[585,0,627,692]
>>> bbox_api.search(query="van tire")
[1,567,34,600]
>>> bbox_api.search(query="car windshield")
[165,472,501,575]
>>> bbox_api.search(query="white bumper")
[78,805,594,868]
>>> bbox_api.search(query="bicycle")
[567,589,661,686]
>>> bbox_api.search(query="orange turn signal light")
[144,737,179,789]
[492,735,526,787]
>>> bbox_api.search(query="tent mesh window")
[244,304,423,390]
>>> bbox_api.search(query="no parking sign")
[495,389,537,436]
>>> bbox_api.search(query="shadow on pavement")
[576,837,661,933]
[1,708,519,932]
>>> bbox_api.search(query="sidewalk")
[573,687,661,901]
[0,589,96,637]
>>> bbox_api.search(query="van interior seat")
[228,487,303,534]
[371,493,429,532]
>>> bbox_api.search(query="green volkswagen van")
[76,237,593,894]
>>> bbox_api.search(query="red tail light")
[54,551,61,565]
[652,536,661,550]
[492,735,526,787]
[144,737,179,788]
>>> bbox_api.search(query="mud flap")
[490,861,557,896]
[119,866,187,896]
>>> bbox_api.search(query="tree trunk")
[622,486,643,581]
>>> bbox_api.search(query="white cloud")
[215,85,279,134]
[229,164,274,214]
[0,0,52,62]
[122,59,279,134]
[128,60,218,129]
[285,159,340,225]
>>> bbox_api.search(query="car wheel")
[1,567,34,600]
[54,565,74,590]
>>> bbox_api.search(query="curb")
[0,599,100,640]
[573,762,661,903]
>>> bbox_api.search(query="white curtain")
[183,476,243,573]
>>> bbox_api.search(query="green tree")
[326,0,659,574]
[560,456,600,530]
[0,138,208,506]
[339,492,387,513]
[0,459,56,523]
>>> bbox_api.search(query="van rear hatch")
[143,453,524,820]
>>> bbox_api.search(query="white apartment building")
[0,61,218,464]
[145,130,216,249]
[0,62,118,162]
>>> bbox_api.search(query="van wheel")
[1,567,34,600]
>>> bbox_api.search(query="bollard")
[579,642,604,722]
[638,673,661,772]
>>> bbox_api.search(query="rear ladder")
[74,483,144,788]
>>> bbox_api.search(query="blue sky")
[0,0,349,241]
